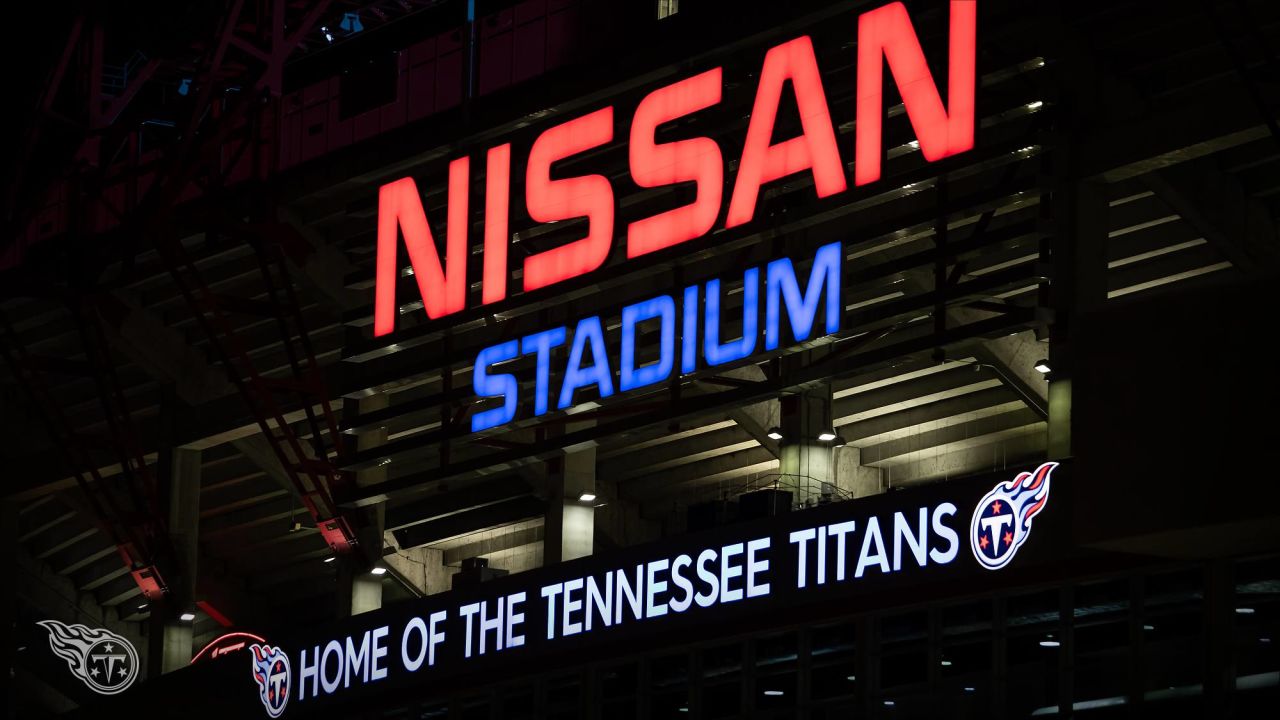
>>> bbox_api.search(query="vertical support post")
[797,626,813,719]
[1046,177,1107,460]
[778,382,834,504]
[1204,561,1236,715]
[149,441,201,675]
[545,420,595,565]
[992,595,1008,720]
[338,394,389,616]
[1128,575,1146,714]
[1,500,16,720]
[856,614,877,715]
[1058,586,1075,716]
[927,608,942,716]
[741,637,757,720]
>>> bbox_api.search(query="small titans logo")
[37,620,139,695]
[251,643,291,718]
[969,462,1056,570]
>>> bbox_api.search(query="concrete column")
[336,502,386,616]
[150,446,201,674]
[545,422,595,565]
[777,387,835,505]
[338,394,389,616]
[834,446,883,499]
[1045,173,1108,460]
[2,500,16,720]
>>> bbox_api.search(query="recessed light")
[846,675,856,682]
[940,660,952,667]
[763,690,784,696]
[1039,640,1060,648]
[964,687,976,693]
[324,556,336,563]
[1236,607,1255,615]
[370,567,388,576]
[818,431,837,442]
[883,700,896,707]
[179,612,196,622]
[767,427,784,441]
[1033,359,1051,374]
[578,492,597,503]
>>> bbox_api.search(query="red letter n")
[855,0,977,186]
[374,158,470,337]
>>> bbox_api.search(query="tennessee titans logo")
[970,462,1056,570]
[250,643,291,718]
[36,620,139,695]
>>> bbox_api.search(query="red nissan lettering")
[523,107,616,292]
[855,0,977,186]
[725,35,846,229]
[627,67,724,258]
[374,158,470,337]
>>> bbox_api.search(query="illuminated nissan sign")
[373,1,978,433]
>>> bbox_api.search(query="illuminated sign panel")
[96,464,1066,718]
[373,0,978,336]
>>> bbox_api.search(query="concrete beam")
[834,446,884,499]
[384,476,532,532]
[835,366,1003,426]
[718,365,781,458]
[969,337,1048,420]
[622,446,779,501]
[858,408,1044,466]
[874,433,1047,487]
[392,496,547,550]
[383,541,455,596]
[840,387,1018,443]
[600,426,757,482]
[442,525,545,566]
[1142,158,1280,276]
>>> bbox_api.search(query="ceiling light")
[818,431,837,442]
[1039,640,1060,648]
[883,700,896,707]
[940,660,952,667]
[1033,359,1051,374]
[763,690,784,696]
[1027,100,1044,110]
[370,566,388,576]
[137,604,149,611]
[1143,624,1154,631]
[846,675,856,681]
[964,687,976,693]
[767,427,784,441]
[179,612,196,622]
[578,492,597,503]
[324,556,336,563]
[1236,607,1255,615]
